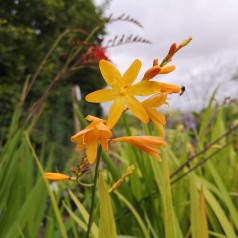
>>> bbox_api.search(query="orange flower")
[71,115,112,164]
[43,172,71,181]
[110,136,166,161]
[86,59,163,129]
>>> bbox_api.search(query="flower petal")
[106,96,126,129]
[126,81,161,96]
[125,95,149,123]
[86,136,99,164]
[99,60,123,90]
[159,82,180,93]
[144,106,166,125]
[142,65,161,80]
[96,122,112,138]
[142,93,168,107]
[160,65,176,74]
[122,59,142,86]
[99,134,109,151]
[85,89,119,103]
[71,127,93,142]
[151,121,165,137]
[86,115,104,122]
[111,136,166,161]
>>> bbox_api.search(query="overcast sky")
[94,0,238,112]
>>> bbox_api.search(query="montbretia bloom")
[110,136,166,161]
[86,59,163,129]
[71,115,112,164]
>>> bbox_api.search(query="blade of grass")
[4,179,45,238]
[24,132,68,238]
[207,161,238,230]
[114,191,150,238]
[197,187,209,238]
[189,173,199,238]
[151,149,183,238]
[68,189,99,237]
[201,185,237,238]
[98,172,117,238]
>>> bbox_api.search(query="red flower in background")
[82,45,109,63]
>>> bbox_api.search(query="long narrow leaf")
[24,132,68,238]
[202,186,237,238]
[68,189,99,237]
[114,191,150,238]
[99,172,117,238]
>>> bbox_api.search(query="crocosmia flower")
[85,59,163,129]
[110,136,166,161]
[71,115,112,164]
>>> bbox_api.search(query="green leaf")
[197,187,209,238]
[202,186,237,238]
[114,191,150,238]
[189,173,199,238]
[24,132,68,238]
[67,190,99,237]
[98,172,117,238]
[198,86,220,144]
[207,162,238,231]
[151,150,183,238]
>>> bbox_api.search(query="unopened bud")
[168,43,177,55]
[153,58,159,66]
[160,65,176,74]
[142,65,161,80]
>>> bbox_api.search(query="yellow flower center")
[119,86,127,95]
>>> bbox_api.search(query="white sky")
[94,0,238,112]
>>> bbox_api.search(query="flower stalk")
[86,145,102,238]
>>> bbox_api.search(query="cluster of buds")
[109,165,136,193]
[70,156,90,178]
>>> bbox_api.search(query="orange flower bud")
[153,58,159,66]
[168,43,177,55]
[43,172,71,181]
[160,65,176,74]
[142,65,161,80]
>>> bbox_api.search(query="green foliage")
[1,79,238,237]
[100,92,238,237]
[0,110,50,238]
[0,0,107,153]
[98,173,117,238]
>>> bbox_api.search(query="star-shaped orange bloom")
[85,59,164,129]
[110,136,166,161]
[71,115,112,164]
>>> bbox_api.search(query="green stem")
[86,145,102,238]
[122,114,132,136]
